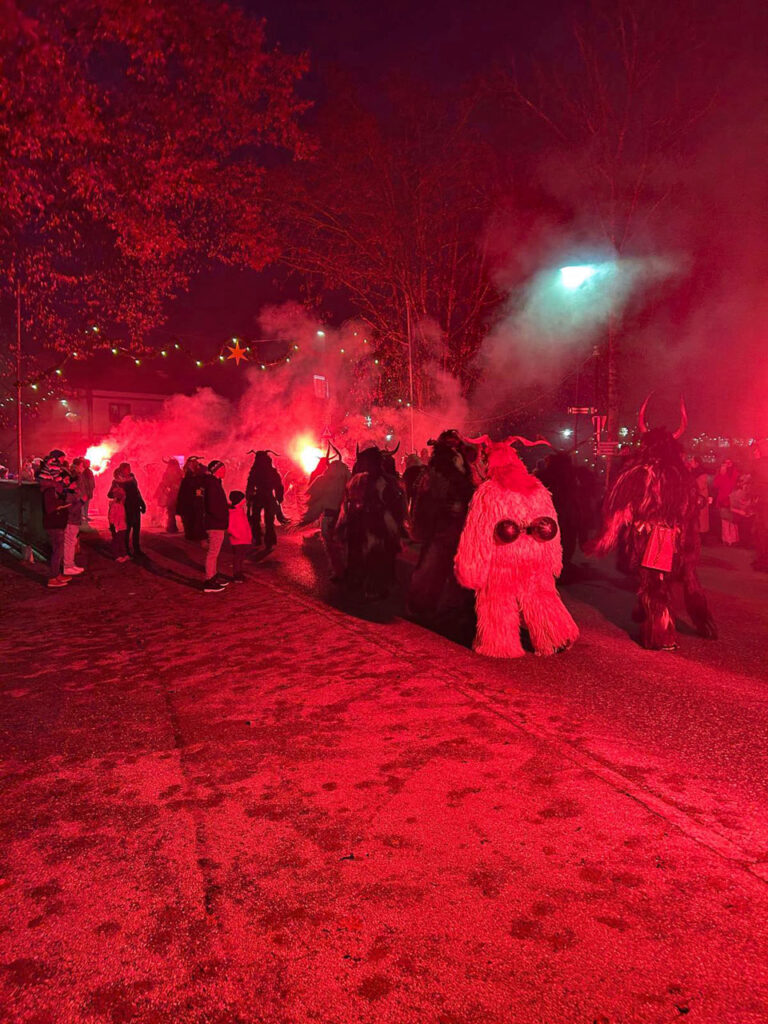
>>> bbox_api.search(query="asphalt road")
[1,524,766,1024]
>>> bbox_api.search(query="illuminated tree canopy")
[0,0,309,355]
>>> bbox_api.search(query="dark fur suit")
[407,431,476,641]
[336,446,404,598]
[594,406,716,650]
[536,452,581,571]
[246,451,284,549]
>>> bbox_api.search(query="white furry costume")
[454,443,579,658]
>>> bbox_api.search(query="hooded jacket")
[204,474,229,530]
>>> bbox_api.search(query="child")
[228,490,251,581]
[109,485,130,562]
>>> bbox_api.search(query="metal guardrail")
[0,481,50,560]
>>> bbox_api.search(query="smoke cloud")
[86,303,470,502]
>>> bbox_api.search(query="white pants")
[205,530,225,579]
[64,523,80,568]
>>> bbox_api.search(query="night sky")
[81,0,766,435]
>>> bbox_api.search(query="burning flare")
[85,441,116,476]
[288,434,324,475]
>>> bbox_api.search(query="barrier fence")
[0,481,50,560]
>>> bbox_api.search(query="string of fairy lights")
[0,324,383,414]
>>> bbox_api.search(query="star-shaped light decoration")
[226,339,248,366]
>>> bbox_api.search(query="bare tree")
[273,76,503,406]
[500,0,709,452]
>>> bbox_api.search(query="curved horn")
[265,449,282,457]
[638,393,652,433]
[355,442,360,458]
[672,396,688,440]
[504,436,552,448]
[385,442,400,455]
[466,434,492,446]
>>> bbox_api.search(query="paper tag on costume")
[641,525,675,572]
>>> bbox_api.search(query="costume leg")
[250,503,262,545]
[519,580,579,656]
[233,544,246,577]
[680,565,717,639]
[407,538,447,618]
[474,585,525,658]
[321,513,345,576]
[264,504,277,548]
[639,568,676,649]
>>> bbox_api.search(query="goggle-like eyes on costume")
[494,516,558,544]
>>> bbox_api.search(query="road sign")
[596,441,619,456]
[567,406,597,415]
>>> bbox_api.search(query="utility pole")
[404,294,415,453]
[16,280,23,482]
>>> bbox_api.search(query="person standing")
[37,453,73,588]
[109,463,146,559]
[108,485,130,562]
[688,456,711,537]
[75,457,96,524]
[155,457,183,533]
[711,458,739,544]
[176,457,207,541]
[246,450,284,551]
[62,468,85,576]
[227,490,251,582]
[203,460,230,592]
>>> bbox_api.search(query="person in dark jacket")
[336,445,405,599]
[176,457,207,541]
[109,463,146,558]
[155,457,183,533]
[36,452,73,588]
[407,430,476,641]
[202,460,230,592]
[536,451,581,576]
[246,450,284,550]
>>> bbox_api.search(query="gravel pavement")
[1,525,766,1024]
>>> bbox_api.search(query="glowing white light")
[85,442,116,476]
[288,434,324,475]
[561,428,573,438]
[316,330,325,338]
[560,265,597,289]
[619,426,629,437]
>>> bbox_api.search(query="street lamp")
[559,265,599,289]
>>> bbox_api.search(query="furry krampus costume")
[593,397,716,650]
[336,444,404,598]
[298,446,351,578]
[246,450,284,549]
[455,437,579,658]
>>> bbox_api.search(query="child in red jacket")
[228,490,251,582]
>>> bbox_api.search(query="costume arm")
[454,483,502,591]
[591,464,648,555]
